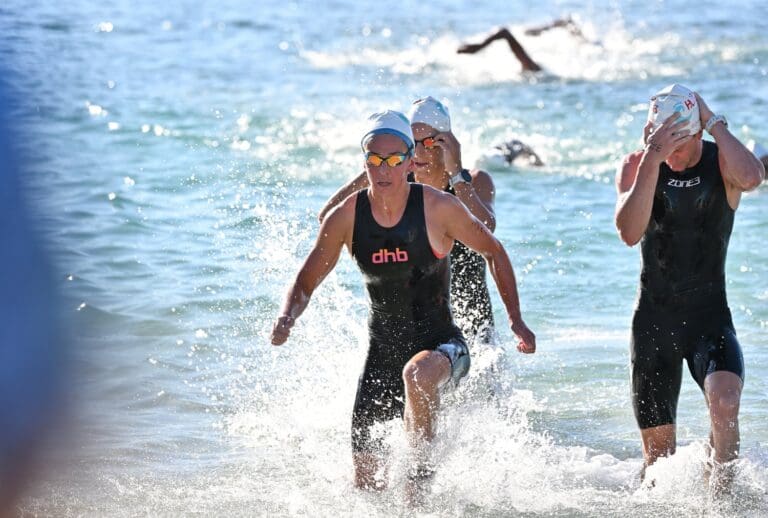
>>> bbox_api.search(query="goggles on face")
[364,151,411,167]
[414,136,437,149]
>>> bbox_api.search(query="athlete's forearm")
[710,125,765,191]
[279,279,312,322]
[615,152,662,246]
[318,171,369,223]
[453,183,496,231]
[272,277,312,345]
[480,241,535,353]
[484,244,523,324]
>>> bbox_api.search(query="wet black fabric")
[350,184,465,453]
[631,306,743,429]
[403,173,494,343]
[631,141,744,429]
[638,141,734,311]
[446,184,494,344]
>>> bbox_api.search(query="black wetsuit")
[404,173,495,343]
[631,141,744,429]
[350,184,468,453]
[445,184,495,344]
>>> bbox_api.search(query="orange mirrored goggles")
[414,136,437,149]
[364,151,411,167]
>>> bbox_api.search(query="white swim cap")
[648,84,701,136]
[408,96,451,132]
[747,139,768,159]
[361,110,414,151]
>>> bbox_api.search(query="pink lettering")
[371,247,409,264]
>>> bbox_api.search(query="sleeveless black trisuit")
[350,184,469,453]
[631,141,744,429]
[444,184,495,344]
[405,173,495,343]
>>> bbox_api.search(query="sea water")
[2,0,767,515]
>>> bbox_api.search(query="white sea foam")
[301,22,687,86]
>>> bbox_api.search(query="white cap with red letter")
[648,84,701,136]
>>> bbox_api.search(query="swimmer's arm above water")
[271,200,352,345]
[457,27,542,72]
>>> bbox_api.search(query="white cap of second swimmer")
[361,110,414,151]
[409,96,451,132]
[648,83,701,136]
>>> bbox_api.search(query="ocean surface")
[2,0,767,515]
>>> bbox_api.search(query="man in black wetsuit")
[271,110,535,494]
[615,84,765,494]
